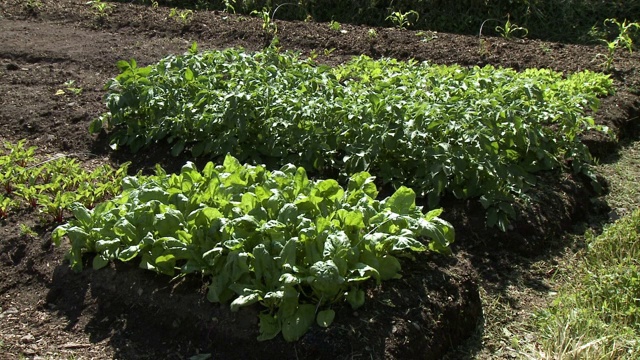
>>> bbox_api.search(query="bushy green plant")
[92,47,613,230]
[53,155,454,341]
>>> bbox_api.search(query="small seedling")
[416,30,437,42]
[251,8,278,39]
[478,38,491,57]
[597,18,640,71]
[56,80,83,96]
[367,28,378,39]
[23,0,43,14]
[495,15,528,39]
[87,0,113,19]
[222,0,236,14]
[329,20,341,32]
[323,48,336,56]
[19,224,38,238]
[386,10,419,30]
[169,8,194,26]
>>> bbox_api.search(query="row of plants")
[91,46,613,230]
[0,140,130,223]
[53,155,454,341]
[123,0,639,43]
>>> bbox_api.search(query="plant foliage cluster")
[91,47,613,229]
[0,140,129,223]
[53,155,454,341]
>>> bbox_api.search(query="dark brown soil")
[0,1,638,359]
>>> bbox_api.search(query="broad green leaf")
[171,140,186,157]
[118,245,140,262]
[92,255,109,270]
[317,309,335,328]
[293,167,309,197]
[69,202,92,226]
[311,179,344,202]
[378,255,402,281]
[230,292,261,312]
[385,186,416,215]
[281,304,316,342]
[257,313,280,341]
[345,288,365,309]
[309,260,344,298]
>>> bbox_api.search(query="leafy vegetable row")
[0,140,129,222]
[92,46,613,229]
[53,155,454,341]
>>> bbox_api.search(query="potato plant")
[92,47,613,230]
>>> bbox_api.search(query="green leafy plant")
[23,0,43,14]
[251,7,278,38]
[87,0,113,19]
[53,156,454,341]
[169,8,194,26]
[597,18,640,71]
[56,80,83,96]
[495,14,528,39]
[92,48,613,230]
[222,0,236,13]
[367,28,378,39]
[416,30,437,42]
[1,141,131,225]
[19,224,38,238]
[329,20,341,32]
[386,10,419,30]
[0,195,16,220]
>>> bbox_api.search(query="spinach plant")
[53,156,454,341]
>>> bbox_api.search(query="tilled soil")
[0,1,639,359]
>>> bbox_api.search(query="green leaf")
[171,140,186,157]
[230,292,261,312]
[257,313,281,341]
[345,288,365,309]
[385,186,416,214]
[312,179,344,202]
[92,255,109,270]
[378,255,402,281]
[281,304,316,342]
[317,309,335,328]
[185,68,194,82]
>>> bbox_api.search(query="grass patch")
[531,209,640,359]
[524,141,640,359]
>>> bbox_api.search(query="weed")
[539,43,553,53]
[56,80,83,96]
[386,10,419,30]
[367,28,378,40]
